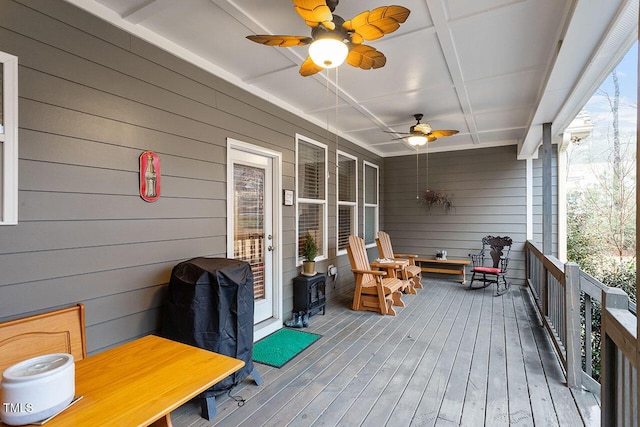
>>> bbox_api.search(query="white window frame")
[363,161,379,248]
[336,150,358,256]
[0,51,18,225]
[295,134,328,264]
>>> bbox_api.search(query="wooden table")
[370,259,409,275]
[415,257,471,284]
[1,335,244,427]
[370,259,415,294]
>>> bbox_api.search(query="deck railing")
[525,240,638,425]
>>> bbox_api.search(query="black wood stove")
[293,273,326,316]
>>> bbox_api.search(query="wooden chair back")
[0,304,87,374]
[347,235,375,287]
[485,235,512,270]
[472,235,513,271]
[375,231,395,260]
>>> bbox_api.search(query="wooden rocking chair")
[347,235,406,315]
[376,231,423,294]
[469,235,512,296]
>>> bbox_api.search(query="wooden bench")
[415,257,471,284]
[0,304,87,375]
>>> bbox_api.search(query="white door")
[227,140,282,338]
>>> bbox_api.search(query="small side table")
[370,259,415,294]
[293,273,326,317]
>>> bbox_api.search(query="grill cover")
[162,257,255,394]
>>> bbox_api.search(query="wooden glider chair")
[347,235,406,315]
[0,303,87,374]
[376,231,423,294]
[468,236,513,296]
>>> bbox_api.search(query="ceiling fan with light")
[387,114,459,146]
[246,0,410,76]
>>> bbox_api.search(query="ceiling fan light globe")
[408,135,427,146]
[309,38,348,68]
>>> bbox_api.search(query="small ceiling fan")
[387,114,459,145]
[246,0,410,76]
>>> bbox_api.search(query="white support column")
[558,134,569,262]
[542,123,553,254]
[526,158,533,241]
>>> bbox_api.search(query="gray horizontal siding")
[0,0,382,352]
[383,146,528,283]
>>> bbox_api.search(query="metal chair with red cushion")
[468,236,512,295]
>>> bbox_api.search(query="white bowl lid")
[2,354,73,382]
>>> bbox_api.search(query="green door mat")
[253,328,321,368]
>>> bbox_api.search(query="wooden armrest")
[394,254,418,259]
[352,268,387,276]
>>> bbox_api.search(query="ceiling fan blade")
[414,123,432,134]
[246,35,312,47]
[429,130,459,138]
[346,45,386,70]
[343,6,410,43]
[383,131,411,135]
[299,56,324,76]
[293,0,335,30]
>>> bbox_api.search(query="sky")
[567,41,637,181]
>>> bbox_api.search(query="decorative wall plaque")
[139,151,160,202]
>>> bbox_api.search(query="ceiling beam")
[122,0,174,24]
[425,0,480,145]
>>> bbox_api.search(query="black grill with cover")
[162,257,262,420]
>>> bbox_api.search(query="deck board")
[459,289,493,426]
[503,290,534,426]
[171,280,599,427]
[433,290,485,426]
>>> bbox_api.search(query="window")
[296,135,327,263]
[337,151,357,255]
[363,161,379,246]
[0,51,18,225]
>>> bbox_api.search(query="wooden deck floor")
[172,279,600,427]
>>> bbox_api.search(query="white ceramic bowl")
[1,354,74,426]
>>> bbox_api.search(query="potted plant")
[301,232,318,275]
[421,189,454,212]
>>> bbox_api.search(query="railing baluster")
[525,239,637,422]
[584,294,593,377]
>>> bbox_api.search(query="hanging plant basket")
[420,189,454,212]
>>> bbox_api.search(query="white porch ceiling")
[65,0,637,157]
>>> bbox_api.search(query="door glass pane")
[233,164,266,300]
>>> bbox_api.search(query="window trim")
[363,161,379,248]
[295,134,328,264]
[336,150,358,256]
[0,51,18,225]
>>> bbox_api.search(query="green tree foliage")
[566,67,636,383]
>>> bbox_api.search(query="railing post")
[601,286,630,426]
[564,262,581,389]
